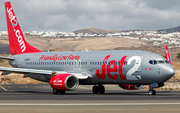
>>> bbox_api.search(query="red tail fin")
[5,2,41,55]
[166,46,172,64]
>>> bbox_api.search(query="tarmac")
[0,84,180,113]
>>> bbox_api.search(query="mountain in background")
[158,26,180,33]
[73,27,143,34]
[73,28,121,34]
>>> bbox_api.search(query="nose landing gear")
[148,83,164,95]
[148,88,156,95]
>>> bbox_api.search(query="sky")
[0,0,180,32]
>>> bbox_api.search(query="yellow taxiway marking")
[0,85,8,91]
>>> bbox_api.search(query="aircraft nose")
[161,65,175,81]
[167,67,175,77]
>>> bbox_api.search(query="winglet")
[5,2,41,55]
[166,46,172,64]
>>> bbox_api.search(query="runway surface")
[0,84,180,113]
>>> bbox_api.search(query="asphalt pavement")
[0,84,180,113]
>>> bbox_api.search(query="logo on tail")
[5,2,41,55]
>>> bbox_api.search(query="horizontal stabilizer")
[0,56,14,60]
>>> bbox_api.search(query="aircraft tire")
[148,90,156,95]
[99,86,105,94]
[152,90,156,95]
[53,89,59,94]
[59,90,66,94]
[92,86,99,94]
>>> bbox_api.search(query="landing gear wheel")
[53,89,66,95]
[99,86,105,94]
[92,86,99,94]
[53,89,58,94]
[148,90,153,95]
[148,90,156,95]
[92,85,105,94]
[152,90,156,95]
[59,90,66,94]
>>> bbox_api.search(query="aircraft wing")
[0,67,88,79]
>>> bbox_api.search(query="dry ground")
[49,37,142,51]
[0,36,142,52]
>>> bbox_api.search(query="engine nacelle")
[50,73,79,91]
[119,84,145,90]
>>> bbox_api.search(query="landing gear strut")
[92,85,105,94]
[53,89,66,95]
[148,88,156,95]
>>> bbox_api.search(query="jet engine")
[119,84,145,90]
[50,73,79,91]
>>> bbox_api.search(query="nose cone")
[161,65,175,82]
[167,67,175,77]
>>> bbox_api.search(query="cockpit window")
[154,60,157,64]
[149,60,157,65]
[149,60,168,65]
[165,60,169,64]
[157,60,165,64]
[149,60,153,64]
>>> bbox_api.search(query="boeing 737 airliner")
[0,2,175,95]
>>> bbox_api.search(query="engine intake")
[50,73,79,91]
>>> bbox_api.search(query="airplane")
[0,2,175,95]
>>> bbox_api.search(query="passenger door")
[73,60,81,69]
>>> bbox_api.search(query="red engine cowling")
[119,84,145,90]
[50,73,79,91]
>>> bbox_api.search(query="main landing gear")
[148,88,156,95]
[53,89,66,95]
[92,85,105,94]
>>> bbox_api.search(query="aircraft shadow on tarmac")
[4,90,176,96]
